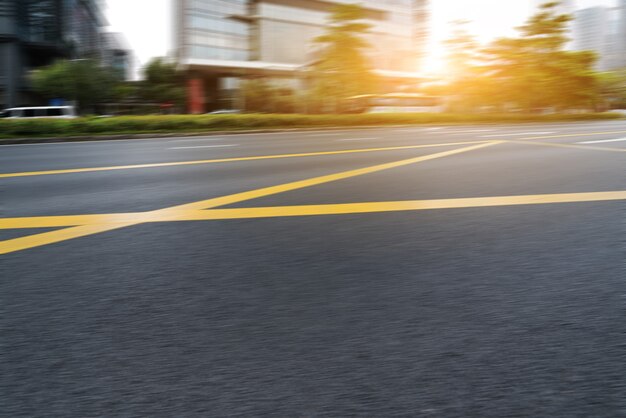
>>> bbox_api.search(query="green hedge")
[0,112,622,138]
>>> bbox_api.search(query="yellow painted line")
[508,140,626,153]
[0,141,499,254]
[3,190,625,234]
[522,130,626,141]
[0,212,169,229]
[162,141,501,211]
[190,191,626,220]
[0,223,135,255]
[1,141,499,230]
[0,141,486,179]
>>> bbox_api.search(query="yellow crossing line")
[3,191,625,230]
[195,191,626,220]
[0,141,499,254]
[0,141,485,179]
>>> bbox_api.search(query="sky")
[105,0,618,77]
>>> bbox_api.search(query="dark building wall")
[0,0,17,108]
[0,0,103,108]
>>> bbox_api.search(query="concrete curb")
[0,117,623,145]
[0,125,419,145]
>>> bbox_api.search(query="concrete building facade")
[571,2,626,71]
[101,32,133,81]
[174,0,429,113]
[572,6,611,70]
[0,0,104,109]
[618,0,626,68]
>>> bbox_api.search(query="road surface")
[2,120,626,416]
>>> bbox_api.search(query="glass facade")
[182,0,249,61]
[177,0,420,71]
[175,0,426,112]
[17,0,61,44]
[0,0,104,108]
[63,0,103,58]
[256,0,414,70]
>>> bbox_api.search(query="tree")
[31,59,120,113]
[440,2,601,113]
[240,79,297,113]
[138,58,186,110]
[595,70,626,110]
[442,20,496,112]
[311,4,379,113]
[444,20,479,81]
[479,2,598,112]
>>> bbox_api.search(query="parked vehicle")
[207,109,242,115]
[0,106,77,119]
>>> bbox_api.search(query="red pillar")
[187,78,205,114]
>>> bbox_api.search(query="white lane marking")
[454,129,496,133]
[337,137,378,141]
[481,132,555,137]
[169,144,239,150]
[577,137,626,144]
[393,127,447,133]
[167,137,226,143]
[0,128,395,147]
[309,133,344,137]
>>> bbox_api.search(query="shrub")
[0,112,621,139]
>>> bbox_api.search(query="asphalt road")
[2,120,626,416]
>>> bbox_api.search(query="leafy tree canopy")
[32,59,120,112]
[139,58,186,107]
[442,1,600,113]
[311,4,378,112]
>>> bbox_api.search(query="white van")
[0,106,77,119]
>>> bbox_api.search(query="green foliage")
[595,70,626,109]
[441,2,600,113]
[138,58,186,107]
[241,80,296,113]
[311,4,379,112]
[112,82,139,102]
[1,113,621,139]
[31,59,121,113]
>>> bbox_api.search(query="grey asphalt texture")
[2,121,626,417]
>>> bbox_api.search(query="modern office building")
[174,0,430,113]
[572,7,611,70]
[571,3,626,71]
[617,0,626,68]
[101,32,133,80]
[0,0,105,109]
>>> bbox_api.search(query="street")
[2,120,626,416]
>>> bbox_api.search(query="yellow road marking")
[0,223,135,256]
[0,212,174,229]
[163,141,501,211]
[0,141,485,179]
[192,191,626,220]
[507,140,626,153]
[3,190,625,231]
[0,141,499,254]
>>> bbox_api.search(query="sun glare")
[421,0,534,76]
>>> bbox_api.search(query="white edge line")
[169,144,239,150]
[481,132,555,138]
[577,137,626,144]
[337,138,378,141]
[0,128,396,147]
